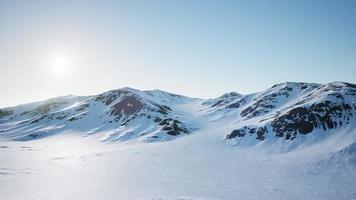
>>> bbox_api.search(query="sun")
[51,57,69,74]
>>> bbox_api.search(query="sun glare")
[51,57,69,74]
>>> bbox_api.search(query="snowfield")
[0,82,356,200]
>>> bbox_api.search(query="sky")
[0,0,355,107]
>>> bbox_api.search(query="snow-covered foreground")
[1,125,356,200]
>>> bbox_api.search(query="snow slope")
[0,82,355,200]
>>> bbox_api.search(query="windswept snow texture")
[0,82,356,200]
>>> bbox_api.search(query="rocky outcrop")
[110,95,144,117]
[227,82,356,141]
[154,117,190,136]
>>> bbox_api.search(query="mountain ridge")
[0,81,355,148]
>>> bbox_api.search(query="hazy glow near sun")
[50,57,69,74]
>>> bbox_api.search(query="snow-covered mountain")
[0,82,355,147]
[223,82,356,142]
[1,81,356,200]
[0,87,197,142]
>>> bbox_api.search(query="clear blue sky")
[0,0,355,107]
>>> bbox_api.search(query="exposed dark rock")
[272,107,316,139]
[154,117,162,123]
[240,97,277,118]
[158,118,171,126]
[256,127,267,140]
[211,100,224,107]
[226,129,245,139]
[249,128,256,134]
[20,111,30,116]
[28,133,41,138]
[76,103,90,111]
[110,95,144,117]
[56,115,66,120]
[0,109,13,117]
[68,116,78,122]
[104,91,122,105]
[30,115,49,124]
[95,90,130,105]
[221,92,241,98]
[226,102,240,109]
[227,126,267,141]
[156,117,190,136]
[156,104,171,115]
[226,96,249,109]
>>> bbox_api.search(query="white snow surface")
[0,82,356,199]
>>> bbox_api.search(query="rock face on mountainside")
[0,82,355,144]
[225,82,356,141]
